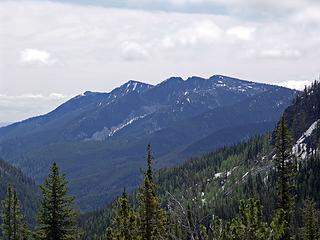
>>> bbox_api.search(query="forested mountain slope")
[0,75,297,211]
[80,81,320,239]
[0,159,39,227]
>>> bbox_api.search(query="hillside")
[0,75,297,211]
[0,159,39,227]
[80,81,320,239]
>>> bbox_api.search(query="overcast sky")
[1,0,320,123]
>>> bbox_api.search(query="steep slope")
[0,75,297,211]
[0,159,39,227]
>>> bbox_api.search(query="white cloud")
[20,48,56,66]
[0,93,69,122]
[257,49,302,60]
[49,93,67,99]
[160,20,222,48]
[226,26,255,40]
[0,1,320,121]
[121,41,149,61]
[277,80,312,90]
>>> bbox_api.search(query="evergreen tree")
[229,198,268,240]
[105,227,114,240]
[37,162,78,240]
[274,117,296,239]
[227,199,286,240]
[269,209,286,240]
[211,217,229,240]
[1,184,26,240]
[138,144,167,240]
[303,199,320,240]
[111,190,140,240]
[199,224,209,240]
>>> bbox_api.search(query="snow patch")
[109,114,147,137]
[133,82,137,91]
[88,114,147,141]
[293,119,319,159]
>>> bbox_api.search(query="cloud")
[20,48,56,66]
[49,93,67,99]
[0,93,69,122]
[277,80,312,90]
[121,41,149,61]
[1,1,320,122]
[0,93,68,100]
[160,20,222,48]
[226,26,255,40]
[257,49,302,60]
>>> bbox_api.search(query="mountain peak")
[111,80,153,97]
[161,76,184,85]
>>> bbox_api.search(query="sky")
[1,0,320,123]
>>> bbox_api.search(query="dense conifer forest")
[0,81,319,239]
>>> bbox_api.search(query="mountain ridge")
[0,74,298,211]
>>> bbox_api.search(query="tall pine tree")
[37,162,78,240]
[1,184,27,240]
[274,117,296,239]
[138,144,167,240]
[110,190,140,240]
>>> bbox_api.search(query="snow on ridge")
[303,120,319,138]
[293,119,319,159]
[109,114,147,137]
[133,82,137,91]
[296,119,319,145]
[87,114,147,141]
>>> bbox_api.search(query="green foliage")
[109,191,140,240]
[226,199,286,240]
[303,199,320,240]
[229,199,269,240]
[0,159,39,227]
[1,184,28,240]
[105,228,113,240]
[285,80,320,141]
[37,162,78,240]
[274,117,296,239]
[137,144,167,240]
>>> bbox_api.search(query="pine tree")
[105,227,114,240]
[1,184,26,240]
[229,198,268,240]
[138,144,167,240]
[303,199,320,240]
[37,162,78,240]
[274,117,296,239]
[111,190,140,240]
[269,209,286,240]
[199,224,209,240]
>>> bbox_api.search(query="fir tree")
[138,144,167,240]
[274,117,296,239]
[1,184,26,240]
[111,190,140,240]
[303,199,320,240]
[227,199,286,240]
[37,162,78,240]
[105,227,114,240]
[229,198,268,240]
